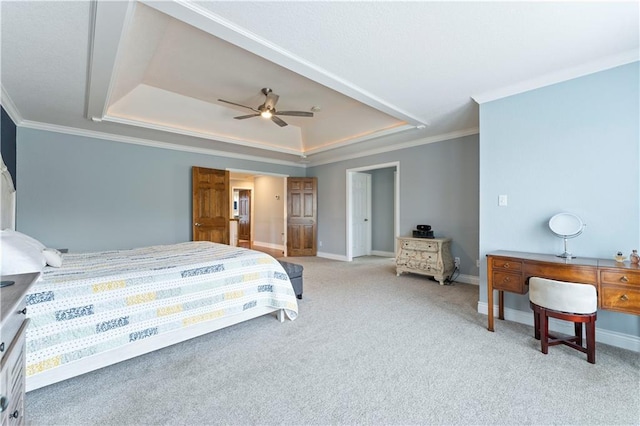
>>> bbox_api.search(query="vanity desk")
[486,251,640,332]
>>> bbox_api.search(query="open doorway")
[235,189,251,248]
[229,170,288,258]
[346,162,400,261]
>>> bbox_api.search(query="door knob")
[195,223,202,227]
[364,218,369,222]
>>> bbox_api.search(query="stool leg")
[540,309,549,355]
[586,321,596,364]
[574,322,583,347]
[533,309,540,340]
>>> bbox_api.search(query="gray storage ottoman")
[278,260,303,299]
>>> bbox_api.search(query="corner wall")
[307,134,479,276]
[16,128,305,251]
[479,62,640,340]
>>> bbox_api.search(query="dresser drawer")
[600,285,640,315]
[401,240,439,252]
[0,303,27,361]
[600,269,640,287]
[492,271,526,293]
[402,260,441,273]
[397,250,439,264]
[0,321,28,426]
[491,258,522,272]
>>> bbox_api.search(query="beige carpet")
[26,256,640,425]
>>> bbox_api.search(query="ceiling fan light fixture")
[261,109,273,119]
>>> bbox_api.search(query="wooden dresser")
[1,272,38,425]
[396,237,454,285]
[486,251,640,331]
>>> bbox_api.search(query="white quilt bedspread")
[25,241,297,378]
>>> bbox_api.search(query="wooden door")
[192,167,229,244]
[238,189,251,242]
[287,177,317,256]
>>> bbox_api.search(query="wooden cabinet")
[485,251,640,332]
[396,237,454,285]
[599,268,640,315]
[1,273,38,426]
[489,256,525,293]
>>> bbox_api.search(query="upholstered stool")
[529,277,597,364]
[278,260,303,299]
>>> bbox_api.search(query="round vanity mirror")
[548,213,585,258]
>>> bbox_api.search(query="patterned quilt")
[25,241,298,379]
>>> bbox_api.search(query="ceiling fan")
[218,88,313,127]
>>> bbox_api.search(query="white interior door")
[351,172,371,257]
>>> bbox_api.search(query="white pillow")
[43,248,63,268]
[0,230,47,275]
[1,229,46,251]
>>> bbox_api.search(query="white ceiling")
[1,1,638,167]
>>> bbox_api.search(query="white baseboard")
[371,250,395,257]
[453,273,479,285]
[316,251,349,261]
[252,241,284,251]
[477,302,640,353]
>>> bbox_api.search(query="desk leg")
[487,284,494,332]
[498,291,505,320]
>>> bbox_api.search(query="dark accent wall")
[1,106,17,187]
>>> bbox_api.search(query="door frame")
[346,161,400,262]
[228,168,289,256]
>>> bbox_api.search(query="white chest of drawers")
[1,272,38,426]
[396,237,454,285]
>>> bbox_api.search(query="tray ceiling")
[1,1,637,166]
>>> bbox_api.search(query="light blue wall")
[308,134,479,276]
[16,128,305,252]
[479,62,640,336]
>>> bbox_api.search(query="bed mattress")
[25,241,298,379]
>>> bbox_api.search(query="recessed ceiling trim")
[304,124,415,156]
[472,49,639,104]
[141,0,429,128]
[308,127,479,168]
[86,1,137,120]
[101,114,303,156]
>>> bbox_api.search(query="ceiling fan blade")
[275,111,314,117]
[271,115,288,127]
[218,99,258,112]
[234,114,260,120]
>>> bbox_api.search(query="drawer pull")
[18,307,27,315]
[620,294,629,301]
[0,396,8,412]
[503,263,510,269]
[0,342,4,352]
[502,277,511,283]
[620,276,629,283]
[10,410,19,419]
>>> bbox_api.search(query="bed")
[0,155,298,392]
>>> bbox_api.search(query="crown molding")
[304,124,415,156]
[102,115,303,156]
[307,127,479,167]
[472,50,639,104]
[0,85,23,124]
[17,120,305,168]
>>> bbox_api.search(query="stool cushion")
[529,277,597,314]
